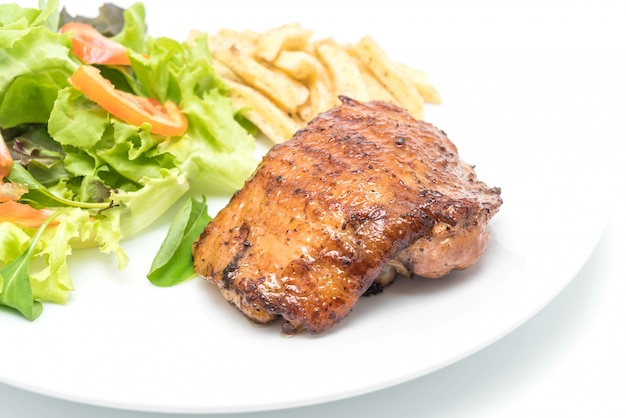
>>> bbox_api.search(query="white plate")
[1,0,614,414]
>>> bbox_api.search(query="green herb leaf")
[0,210,61,320]
[6,163,109,209]
[147,196,211,287]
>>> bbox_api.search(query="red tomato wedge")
[0,133,12,180]
[69,65,188,137]
[59,22,131,66]
[0,201,58,228]
[1,135,54,226]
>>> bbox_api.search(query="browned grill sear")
[193,97,502,334]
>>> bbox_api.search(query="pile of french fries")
[190,23,441,144]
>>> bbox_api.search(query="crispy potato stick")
[298,77,335,121]
[203,23,439,145]
[397,63,442,104]
[212,57,244,83]
[273,50,319,82]
[295,52,335,121]
[228,81,302,144]
[361,70,396,102]
[210,28,260,55]
[353,35,424,119]
[305,50,332,89]
[255,23,314,62]
[216,47,309,112]
[315,38,369,103]
[343,44,396,102]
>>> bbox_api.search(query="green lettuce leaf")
[30,208,89,303]
[0,0,59,31]
[0,11,77,127]
[48,86,109,149]
[146,32,259,194]
[0,210,62,320]
[0,222,30,264]
[111,167,189,239]
[111,3,147,55]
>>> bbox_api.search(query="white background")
[2,0,625,416]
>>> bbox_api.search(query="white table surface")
[2,0,625,416]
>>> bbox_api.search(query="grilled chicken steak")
[193,97,502,334]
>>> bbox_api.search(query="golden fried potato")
[202,22,439,143]
[293,52,335,121]
[315,38,369,104]
[361,70,396,102]
[272,50,319,82]
[215,47,309,113]
[255,23,314,62]
[209,28,260,55]
[397,63,442,104]
[228,81,302,144]
[298,77,336,121]
[343,44,396,102]
[211,58,243,83]
[352,35,424,119]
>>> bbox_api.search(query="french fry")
[216,47,309,113]
[315,38,369,103]
[305,50,332,89]
[293,52,335,121]
[272,50,319,82]
[255,23,314,62]
[298,77,335,121]
[212,57,243,83]
[397,63,442,104]
[228,81,302,144]
[361,70,396,102]
[343,44,396,102]
[352,35,424,119]
[210,28,259,55]
[201,22,439,144]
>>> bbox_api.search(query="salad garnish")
[0,1,258,319]
[147,195,212,287]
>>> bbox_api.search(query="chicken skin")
[193,97,502,334]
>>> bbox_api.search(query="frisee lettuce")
[0,1,258,319]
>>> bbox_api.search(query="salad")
[0,1,259,319]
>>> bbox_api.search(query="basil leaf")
[147,195,211,287]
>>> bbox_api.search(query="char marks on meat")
[193,97,502,334]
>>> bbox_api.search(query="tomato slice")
[0,201,58,228]
[1,136,54,226]
[69,65,188,137]
[0,133,12,180]
[60,22,131,66]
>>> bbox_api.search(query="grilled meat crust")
[193,97,502,334]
